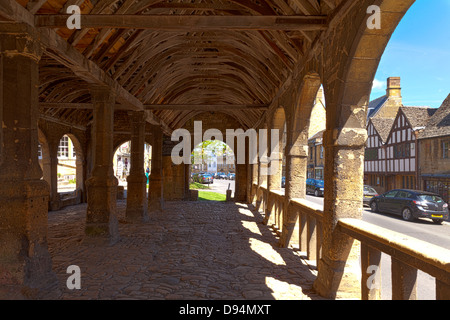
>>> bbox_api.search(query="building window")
[443,141,450,159]
[58,136,69,158]
[365,148,378,161]
[394,143,411,159]
[38,144,42,159]
[320,146,324,159]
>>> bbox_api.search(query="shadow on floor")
[45,200,326,300]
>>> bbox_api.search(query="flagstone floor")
[44,200,325,300]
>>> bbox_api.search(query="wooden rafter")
[35,14,328,31]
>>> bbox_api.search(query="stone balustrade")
[252,183,450,300]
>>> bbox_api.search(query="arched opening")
[113,140,152,195]
[306,85,326,188]
[38,128,51,190]
[190,140,236,201]
[353,0,450,300]
[56,134,85,206]
[270,107,286,191]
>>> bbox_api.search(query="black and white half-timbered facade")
[365,106,437,193]
[364,118,393,192]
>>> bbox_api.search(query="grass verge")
[198,191,226,202]
[190,182,211,190]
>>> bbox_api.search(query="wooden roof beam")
[35,14,328,31]
[40,103,269,111]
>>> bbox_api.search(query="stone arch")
[54,133,82,192]
[277,72,323,248]
[53,133,86,206]
[65,133,85,198]
[313,0,416,299]
[326,0,415,131]
[113,138,153,184]
[285,72,323,199]
[267,106,286,190]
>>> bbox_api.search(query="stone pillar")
[184,164,191,200]
[85,86,119,243]
[0,23,58,298]
[48,142,60,211]
[126,111,148,222]
[148,125,164,213]
[246,163,254,204]
[235,162,248,202]
[264,120,283,225]
[279,116,308,248]
[313,127,366,299]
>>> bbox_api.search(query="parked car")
[215,172,227,179]
[226,173,235,180]
[306,179,324,197]
[369,189,449,224]
[281,176,285,188]
[202,173,214,184]
[193,173,213,184]
[363,185,379,206]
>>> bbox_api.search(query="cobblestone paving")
[45,200,325,300]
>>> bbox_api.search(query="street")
[199,178,236,196]
[303,193,450,300]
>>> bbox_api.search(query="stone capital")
[128,110,147,125]
[90,85,116,104]
[0,23,43,61]
[323,128,368,148]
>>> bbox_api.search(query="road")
[204,178,236,196]
[303,193,450,300]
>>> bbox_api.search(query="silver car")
[363,185,378,206]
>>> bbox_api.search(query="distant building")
[364,77,437,193]
[418,94,450,203]
[308,130,325,180]
[308,86,326,139]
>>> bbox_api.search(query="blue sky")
[370,0,450,108]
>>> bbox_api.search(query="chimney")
[374,77,403,119]
[386,77,402,101]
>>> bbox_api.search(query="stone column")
[313,127,367,299]
[48,142,60,211]
[148,125,164,213]
[126,111,148,222]
[0,23,58,298]
[264,121,283,225]
[184,163,191,200]
[85,86,119,243]
[246,163,254,204]
[279,116,308,248]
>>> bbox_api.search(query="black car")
[306,178,324,197]
[369,189,449,224]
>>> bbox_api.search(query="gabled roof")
[308,130,324,144]
[419,94,450,139]
[370,117,395,142]
[367,95,388,119]
[400,106,437,130]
